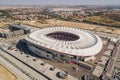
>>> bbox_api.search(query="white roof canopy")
[25,27,103,56]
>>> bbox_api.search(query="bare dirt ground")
[47,19,120,34]
[0,64,16,80]
[17,19,120,35]
[0,19,120,34]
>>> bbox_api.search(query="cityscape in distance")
[0,0,120,80]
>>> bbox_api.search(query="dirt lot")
[21,19,120,35]
[47,19,120,34]
[0,64,16,80]
[0,18,120,34]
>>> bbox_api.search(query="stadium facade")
[25,27,103,62]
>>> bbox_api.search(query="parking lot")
[1,42,78,80]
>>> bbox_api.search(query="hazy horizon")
[0,0,120,6]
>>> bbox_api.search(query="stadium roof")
[25,27,103,56]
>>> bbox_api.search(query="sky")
[0,0,120,5]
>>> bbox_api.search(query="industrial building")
[25,27,103,63]
[0,24,39,38]
[0,27,24,38]
[9,24,30,34]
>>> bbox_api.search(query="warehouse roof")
[9,24,30,30]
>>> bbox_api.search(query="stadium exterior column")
[76,56,79,64]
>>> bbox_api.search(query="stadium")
[25,27,103,62]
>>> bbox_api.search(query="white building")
[25,27,103,62]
